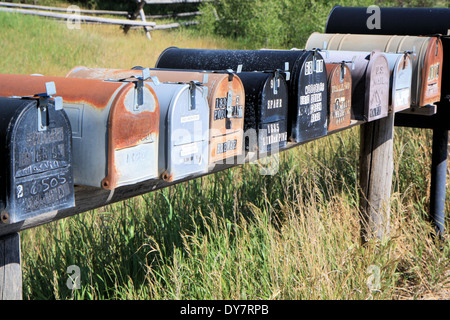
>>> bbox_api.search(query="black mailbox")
[155,47,328,144]
[0,88,74,224]
[325,6,450,101]
[236,71,288,153]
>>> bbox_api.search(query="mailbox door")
[104,82,159,189]
[149,82,209,181]
[326,63,352,131]
[155,47,328,143]
[365,51,390,121]
[0,97,74,223]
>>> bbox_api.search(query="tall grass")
[0,10,448,300]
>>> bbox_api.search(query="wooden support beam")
[359,113,395,242]
[0,233,22,300]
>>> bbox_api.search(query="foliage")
[198,0,447,49]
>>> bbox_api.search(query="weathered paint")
[305,33,443,107]
[154,47,328,143]
[0,96,74,224]
[67,67,244,165]
[315,50,390,122]
[325,62,352,131]
[0,74,160,189]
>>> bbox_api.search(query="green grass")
[0,10,448,300]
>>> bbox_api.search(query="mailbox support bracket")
[394,102,449,236]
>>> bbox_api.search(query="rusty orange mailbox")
[0,74,160,189]
[325,62,352,131]
[66,66,245,165]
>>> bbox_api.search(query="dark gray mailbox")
[235,71,288,153]
[155,47,328,144]
[0,84,74,224]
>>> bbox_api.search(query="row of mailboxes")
[325,6,450,101]
[1,15,446,223]
[155,47,329,143]
[306,33,444,109]
[0,84,75,224]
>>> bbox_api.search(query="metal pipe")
[430,128,448,235]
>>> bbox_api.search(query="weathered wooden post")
[359,113,395,241]
[0,233,22,300]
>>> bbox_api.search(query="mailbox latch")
[36,82,63,132]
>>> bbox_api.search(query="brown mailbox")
[306,32,443,108]
[325,62,352,131]
[66,66,245,165]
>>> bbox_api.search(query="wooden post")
[0,233,22,300]
[359,112,395,242]
[124,0,152,40]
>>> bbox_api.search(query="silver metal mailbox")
[150,81,210,182]
[0,73,160,190]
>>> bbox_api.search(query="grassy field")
[0,7,449,300]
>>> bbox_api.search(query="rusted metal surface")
[0,95,74,224]
[67,66,245,165]
[0,74,160,190]
[325,62,352,131]
[306,33,443,107]
[154,47,328,144]
[317,50,390,122]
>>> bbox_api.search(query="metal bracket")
[226,90,233,118]
[188,81,198,110]
[134,67,151,111]
[35,82,63,131]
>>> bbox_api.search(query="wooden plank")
[0,233,22,300]
[0,7,156,27]
[0,2,128,16]
[359,113,395,241]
